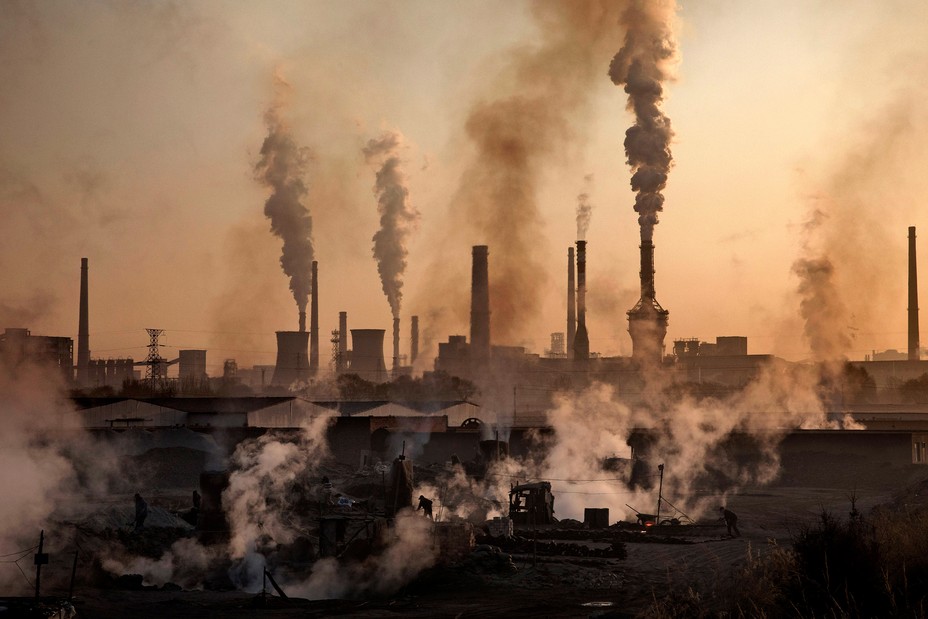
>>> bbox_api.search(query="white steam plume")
[223,411,333,590]
[255,73,315,317]
[363,131,419,319]
[609,0,677,243]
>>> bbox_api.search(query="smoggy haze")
[2,0,928,374]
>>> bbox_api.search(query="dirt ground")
[38,481,908,619]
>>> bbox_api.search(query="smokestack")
[410,315,419,365]
[310,260,319,373]
[299,312,306,332]
[271,331,310,387]
[392,317,400,373]
[470,245,491,360]
[910,226,920,361]
[627,239,669,364]
[573,241,589,361]
[567,246,576,358]
[337,311,348,373]
[77,257,90,385]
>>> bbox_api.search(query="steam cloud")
[255,74,315,316]
[609,0,677,243]
[363,131,419,319]
[576,173,594,240]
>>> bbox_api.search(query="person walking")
[720,506,740,537]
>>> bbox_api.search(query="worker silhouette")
[720,506,740,537]
[417,495,433,520]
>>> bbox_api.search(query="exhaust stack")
[77,257,90,385]
[573,241,589,360]
[410,315,419,365]
[310,261,319,373]
[627,239,669,364]
[392,317,400,372]
[567,247,576,358]
[470,245,491,360]
[910,226,920,361]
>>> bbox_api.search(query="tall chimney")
[392,317,400,372]
[573,241,589,360]
[470,245,491,360]
[567,246,576,358]
[309,261,319,373]
[337,311,348,373]
[909,226,920,360]
[627,238,669,364]
[299,312,306,332]
[77,257,90,385]
[410,315,419,365]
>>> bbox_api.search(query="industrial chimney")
[337,311,348,373]
[470,245,491,361]
[350,328,387,382]
[573,241,590,360]
[627,238,669,364]
[310,261,319,373]
[567,246,576,358]
[392,317,400,373]
[410,315,419,365]
[910,226,920,361]
[271,331,310,387]
[77,257,90,385]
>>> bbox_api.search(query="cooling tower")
[271,331,310,386]
[179,349,207,381]
[310,260,319,373]
[337,311,348,373]
[470,245,491,360]
[573,241,589,361]
[910,226,920,361]
[350,329,387,382]
[627,239,669,364]
[410,315,419,365]
[77,257,90,385]
[567,246,575,358]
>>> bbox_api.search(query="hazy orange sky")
[2,0,928,375]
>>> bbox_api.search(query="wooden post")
[656,463,665,526]
[34,530,46,599]
[68,550,79,601]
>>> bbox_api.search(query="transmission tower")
[330,329,340,371]
[145,328,166,391]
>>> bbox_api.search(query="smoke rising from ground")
[255,73,315,318]
[609,0,677,243]
[363,131,419,319]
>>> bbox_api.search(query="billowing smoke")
[575,174,594,240]
[609,0,677,243]
[255,73,315,317]
[417,1,627,349]
[223,410,333,589]
[363,131,419,319]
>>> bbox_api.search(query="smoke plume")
[255,73,315,317]
[575,173,594,240]
[417,1,627,349]
[363,131,419,319]
[609,0,677,243]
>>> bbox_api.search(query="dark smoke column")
[609,1,677,364]
[255,76,315,330]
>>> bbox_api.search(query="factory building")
[0,327,74,383]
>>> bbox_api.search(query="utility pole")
[656,463,665,526]
[34,530,48,599]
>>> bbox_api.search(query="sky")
[2,0,928,376]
